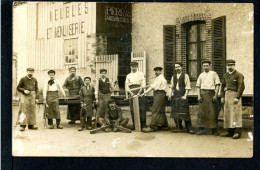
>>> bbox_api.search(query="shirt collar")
[228,69,236,74]
[27,76,32,79]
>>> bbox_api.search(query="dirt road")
[12,105,253,157]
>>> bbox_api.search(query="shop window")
[163,25,176,83]
[186,21,206,81]
[64,38,78,64]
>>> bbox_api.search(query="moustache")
[228,68,233,72]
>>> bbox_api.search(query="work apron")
[96,92,111,118]
[224,90,242,128]
[197,90,219,128]
[150,90,167,127]
[46,91,60,119]
[19,91,36,125]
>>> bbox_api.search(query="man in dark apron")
[125,61,147,130]
[43,70,67,129]
[78,77,95,131]
[17,67,39,131]
[95,69,113,126]
[168,62,194,134]
[63,67,84,124]
[221,59,245,139]
[196,60,221,135]
[142,67,168,132]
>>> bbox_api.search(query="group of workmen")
[16,58,245,139]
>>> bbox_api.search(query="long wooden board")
[133,96,141,132]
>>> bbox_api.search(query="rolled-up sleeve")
[150,77,161,90]
[125,75,130,92]
[214,72,221,85]
[196,75,202,88]
[43,82,48,100]
[141,73,146,88]
[185,74,191,90]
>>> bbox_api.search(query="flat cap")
[69,66,76,71]
[153,67,163,71]
[226,59,236,64]
[100,69,107,73]
[84,77,91,81]
[108,99,116,104]
[175,62,183,67]
[26,67,34,71]
[201,59,211,65]
[130,61,138,66]
[47,69,55,74]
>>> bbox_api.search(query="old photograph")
[12,2,253,157]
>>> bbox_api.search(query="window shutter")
[163,25,176,83]
[212,16,226,80]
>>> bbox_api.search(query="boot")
[57,124,63,129]
[28,125,38,130]
[20,125,26,131]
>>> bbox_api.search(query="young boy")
[78,77,95,131]
[101,99,129,132]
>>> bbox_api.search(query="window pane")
[188,43,197,60]
[188,25,197,42]
[189,61,197,79]
[200,24,206,41]
[64,39,78,64]
[200,42,206,59]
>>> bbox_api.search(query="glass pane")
[200,42,206,59]
[188,43,197,60]
[188,25,197,42]
[200,24,206,41]
[189,61,197,79]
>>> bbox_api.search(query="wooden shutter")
[163,25,176,83]
[212,16,226,80]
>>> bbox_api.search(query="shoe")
[28,125,38,130]
[105,128,112,132]
[48,125,54,129]
[142,127,156,133]
[222,132,233,137]
[189,130,195,134]
[68,120,75,124]
[78,127,84,131]
[86,126,92,130]
[232,133,240,139]
[196,130,205,135]
[20,127,25,131]
[57,125,63,129]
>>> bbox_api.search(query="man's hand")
[181,96,187,100]
[43,99,46,104]
[212,96,217,102]
[95,99,99,106]
[198,96,202,103]
[234,98,239,104]
[168,95,172,101]
[24,90,30,95]
[221,97,225,104]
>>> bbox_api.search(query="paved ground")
[12,105,253,157]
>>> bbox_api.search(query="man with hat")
[43,70,67,129]
[99,99,129,132]
[168,62,194,134]
[125,61,147,130]
[63,67,84,124]
[196,59,221,135]
[141,67,168,132]
[95,69,113,126]
[221,59,245,139]
[78,76,95,131]
[17,67,39,131]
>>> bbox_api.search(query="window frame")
[64,38,79,65]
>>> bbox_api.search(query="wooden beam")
[133,96,141,132]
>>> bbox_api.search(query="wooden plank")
[133,96,141,132]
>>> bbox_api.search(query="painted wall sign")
[105,6,131,23]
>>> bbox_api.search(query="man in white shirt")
[168,62,194,134]
[125,61,147,130]
[141,67,168,132]
[196,60,221,135]
[43,70,67,129]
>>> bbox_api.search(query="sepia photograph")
[12,2,253,157]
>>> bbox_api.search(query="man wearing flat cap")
[63,67,84,124]
[141,67,168,132]
[168,62,194,134]
[43,70,67,129]
[95,69,113,126]
[17,67,39,131]
[125,61,147,130]
[196,59,221,135]
[221,59,245,139]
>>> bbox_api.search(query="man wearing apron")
[43,70,66,129]
[125,61,147,130]
[196,60,221,135]
[17,67,39,131]
[95,69,113,126]
[141,67,168,132]
[78,77,95,131]
[63,67,84,124]
[168,62,194,134]
[221,59,245,139]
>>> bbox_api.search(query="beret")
[130,61,138,66]
[201,59,211,65]
[226,59,236,64]
[26,67,34,71]
[100,69,107,73]
[153,67,163,71]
